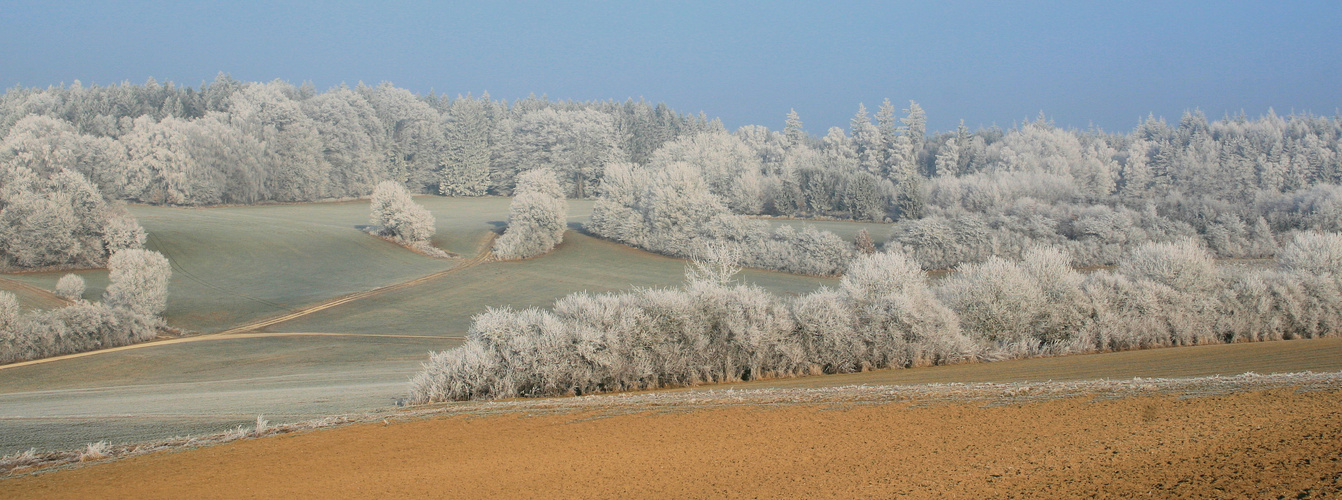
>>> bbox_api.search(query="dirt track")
[4,383,1340,499]
[0,234,493,373]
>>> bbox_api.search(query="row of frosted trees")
[0,75,712,205]
[410,233,1342,402]
[6,78,1341,273]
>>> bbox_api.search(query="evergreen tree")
[783,109,806,148]
[439,95,492,196]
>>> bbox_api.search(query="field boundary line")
[215,232,496,335]
[0,235,496,371]
[0,333,465,371]
[0,277,73,308]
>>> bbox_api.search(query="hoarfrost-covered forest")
[2,76,1340,276]
[2,75,1342,367]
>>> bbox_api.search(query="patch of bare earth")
[2,373,1341,499]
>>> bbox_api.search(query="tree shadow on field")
[487,221,507,234]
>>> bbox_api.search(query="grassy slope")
[3,201,462,333]
[0,196,837,452]
[0,197,1333,454]
[0,334,450,452]
[0,279,69,311]
[270,230,836,336]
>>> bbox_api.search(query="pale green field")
[270,231,836,336]
[0,278,69,311]
[3,198,502,334]
[0,196,837,452]
[0,197,1324,454]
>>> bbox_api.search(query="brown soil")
[4,388,1340,499]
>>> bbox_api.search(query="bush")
[102,249,171,316]
[55,274,85,301]
[494,169,568,260]
[1117,239,1219,295]
[1278,231,1342,278]
[369,180,435,244]
[939,257,1047,345]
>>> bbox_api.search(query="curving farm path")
[0,234,495,372]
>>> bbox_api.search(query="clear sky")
[3,1,1338,134]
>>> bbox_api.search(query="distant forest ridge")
[2,75,1341,273]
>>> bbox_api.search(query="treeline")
[0,160,146,270]
[0,75,712,205]
[0,248,172,363]
[586,104,1340,270]
[6,78,1342,274]
[892,113,1341,268]
[410,233,1342,402]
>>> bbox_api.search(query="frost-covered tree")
[368,180,437,248]
[301,89,386,198]
[783,109,806,148]
[850,104,882,175]
[1278,232,1342,278]
[438,95,492,196]
[495,169,568,260]
[102,248,171,317]
[649,131,765,215]
[55,274,86,301]
[0,159,145,270]
[509,108,622,198]
[0,291,18,333]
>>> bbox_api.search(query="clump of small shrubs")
[494,169,568,260]
[0,248,171,364]
[411,232,1342,403]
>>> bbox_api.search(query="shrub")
[939,257,1047,345]
[369,180,435,244]
[0,292,16,332]
[55,274,85,301]
[1117,239,1219,295]
[494,169,568,260]
[1278,231,1342,278]
[103,249,171,316]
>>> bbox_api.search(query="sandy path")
[3,386,1339,499]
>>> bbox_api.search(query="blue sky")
[2,1,1338,133]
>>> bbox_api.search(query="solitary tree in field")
[369,180,436,245]
[55,274,86,301]
[495,169,567,260]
